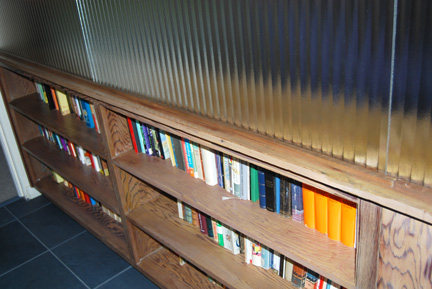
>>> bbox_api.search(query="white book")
[231,158,241,198]
[231,230,240,255]
[177,200,183,219]
[284,257,294,281]
[222,225,233,252]
[201,146,218,186]
[244,237,252,264]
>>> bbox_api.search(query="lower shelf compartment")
[34,176,130,260]
[137,247,221,289]
[127,194,295,289]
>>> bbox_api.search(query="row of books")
[38,126,109,177]
[51,171,121,223]
[177,201,344,289]
[127,117,357,247]
[35,82,100,132]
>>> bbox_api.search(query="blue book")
[215,152,224,188]
[275,175,280,214]
[261,246,270,269]
[142,124,153,156]
[135,120,144,153]
[184,139,195,176]
[291,180,304,222]
[258,169,266,209]
[80,100,95,129]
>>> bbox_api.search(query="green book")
[216,221,224,247]
[250,165,259,202]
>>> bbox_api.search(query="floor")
[0,143,19,204]
[0,196,160,289]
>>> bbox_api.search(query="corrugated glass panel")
[0,0,91,78]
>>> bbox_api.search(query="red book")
[198,212,208,235]
[83,192,91,204]
[127,117,138,153]
[50,88,59,110]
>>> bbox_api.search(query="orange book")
[302,184,315,229]
[50,88,59,110]
[341,200,357,247]
[328,197,342,241]
[314,190,329,234]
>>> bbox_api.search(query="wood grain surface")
[128,194,296,289]
[378,208,432,289]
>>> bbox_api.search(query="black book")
[43,84,55,110]
[265,170,275,212]
[170,134,186,171]
[205,215,213,238]
[279,254,285,277]
[154,127,165,159]
[280,177,292,217]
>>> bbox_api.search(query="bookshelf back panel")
[0,67,36,102]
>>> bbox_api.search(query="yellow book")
[55,90,70,115]
[302,184,315,229]
[165,133,176,167]
[314,190,329,235]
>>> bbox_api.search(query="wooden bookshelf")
[10,93,107,158]
[22,136,119,214]
[128,193,296,289]
[2,52,431,288]
[116,151,355,288]
[34,176,129,259]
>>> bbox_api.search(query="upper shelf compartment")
[10,93,106,158]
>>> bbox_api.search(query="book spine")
[211,219,219,243]
[184,139,195,177]
[154,127,165,159]
[148,127,159,157]
[215,152,224,188]
[177,200,183,220]
[252,241,262,267]
[150,127,162,157]
[341,200,357,247]
[222,154,231,193]
[275,175,280,213]
[184,204,193,224]
[222,225,233,252]
[258,169,266,209]
[231,158,241,198]
[261,246,270,269]
[245,237,252,264]
[315,189,329,235]
[265,170,275,212]
[171,135,186,171]
[205,215,214,238]
[142,124,153,156]
[240,161,250,200]
[159,130,171,160]
[250,165,259,202]
[191,208,199,227]
[292,181,304,222]
[192,142,204,180]
[216,221,224,247]
[127,118,138,153]
[165,134,177,167]
[201,146,218,186]
[328,197,342,241]
[50,88,59,110]
[198,212,208,234]
[302,184,316,229]
[80,100,95,128]
[231,230,240,255]
[89,103,100,133]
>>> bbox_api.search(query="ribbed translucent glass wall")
[0,0,431,186]
[0,0,91,78]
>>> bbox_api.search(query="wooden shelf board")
[34,176,129,259]
[116,151,355,289]
[137,248,221,289]
[23,136,118,214]
[10,93,107,158]
[128,195,296,289]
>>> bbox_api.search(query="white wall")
[0,90,40,199]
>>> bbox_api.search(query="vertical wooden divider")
[355,200,382,289]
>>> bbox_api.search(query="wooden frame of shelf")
[34,176,129,259]
[22,136,118,214]
[115,150,355,288]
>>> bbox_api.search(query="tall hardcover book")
[215,152,224,188]
[280,177,292,217]
[265,170,275,212]
[250,164,259,202]
[291,180,304,222]
[275,175,280,213]
[258,169,266,209]
[142,124,153,156]
[240,161,250,200]
[198,212,208,235]
[302,184,316,229]
[222,154,231,193]
[315,189,329,235]
[184,138,195,177]
[231,157,241,197]
[341,200,357,247]
[170,135,186,171]
[285,258,294,282]
[328,197,342,241]
[80,100,95,129]
[201,146,218,186]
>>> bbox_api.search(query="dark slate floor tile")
[20,203,85,248]
[0,252,86,289]
[6,195,50,218]
[0,207,14,227]
[52,231,129,288]
[0,221,46,275]
[98,266,160,289]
